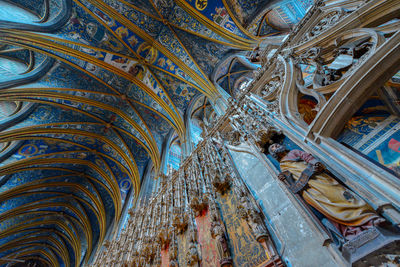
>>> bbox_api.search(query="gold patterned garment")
[280,160,379,226]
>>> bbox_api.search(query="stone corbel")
[157,224,171,250]
[210,166,231,195]
[173,207,189,234]
[190,194,209,217]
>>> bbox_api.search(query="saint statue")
[268,143,384,241]
[210,212,232,266]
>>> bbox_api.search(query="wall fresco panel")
[195,210,220,267]
[218,189,268,267]
[161,248,169,267]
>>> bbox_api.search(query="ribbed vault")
[0,0,312,265]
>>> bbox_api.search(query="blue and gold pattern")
[0,0,311,265]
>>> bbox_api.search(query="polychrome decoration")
[0,0,313,266]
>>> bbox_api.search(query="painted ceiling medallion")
[195,0,208,11]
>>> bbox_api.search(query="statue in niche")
[268,143,385,242]
[153,254,162,267]
[157,223,171,249]
[210,209,232,266]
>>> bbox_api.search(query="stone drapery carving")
[269,143,385,241]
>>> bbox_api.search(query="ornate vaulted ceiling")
[0,0,312,266]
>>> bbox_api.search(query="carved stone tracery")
[299,9,352,45]
[258,62,285,101]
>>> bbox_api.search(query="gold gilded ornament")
[195,0,207,11]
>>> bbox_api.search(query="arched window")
[191,118,203,147]
[187,95,217,149]
[0,47,53,132]
[0,0,39,23]
[0,101,22,119]
[0,48,55,91]
[167,139,182,171]
[0,54,32,130]
[0,0,71,32]
[0,56,29,81]
[247,0,313,36]
[0,47,54,165]
[237,76,253,92]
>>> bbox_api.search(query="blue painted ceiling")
[0,0,312,266]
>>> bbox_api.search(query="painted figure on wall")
[369,132,400,176]
[129,64,145,80]
[337,94,400,176]
[298,95,318,125]
[268,143,385,241]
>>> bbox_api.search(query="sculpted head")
[268,143,287,160]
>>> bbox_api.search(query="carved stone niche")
[209,209,232,267]
[130,251,139,267]
[122,259,131,267]
[153,255,162,267]
[142,242,155,265]
[220,128,243,146]
[247,46,261,63]
[169,239,179,267]
[103,240,111,249]
[237,189,270,247]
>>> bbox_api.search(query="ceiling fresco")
[0,0,313,266]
